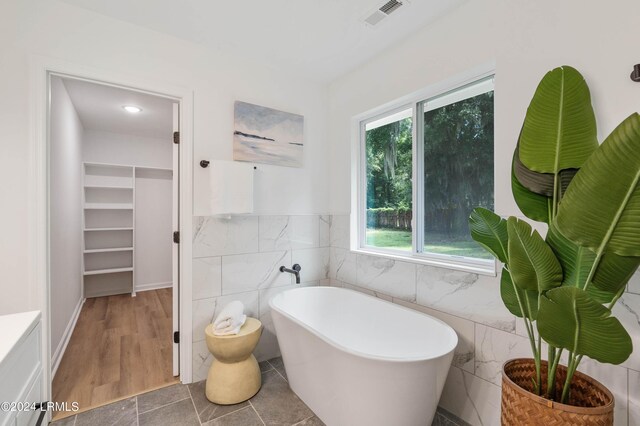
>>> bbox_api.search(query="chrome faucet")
[279,264,302,284]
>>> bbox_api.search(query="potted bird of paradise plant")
[469,65,637,425]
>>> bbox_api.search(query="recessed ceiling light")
[123,105,142,113]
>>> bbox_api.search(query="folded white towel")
[214,313,247,331]
[213,301,246,336]
[213,315,247,336]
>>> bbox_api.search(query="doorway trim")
[29,55,194,419]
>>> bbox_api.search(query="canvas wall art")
[233,101,304,168]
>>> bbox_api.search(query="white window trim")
[351,63,497,276]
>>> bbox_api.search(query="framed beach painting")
[233,101,304,168]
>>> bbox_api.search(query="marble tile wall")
[327,214,640,426]
[191,215,330,381]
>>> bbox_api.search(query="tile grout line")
[272,366,288,383]
[292,414,316,425]
[205,405,252,423]
[136,396,192,417]
[247,400,266,426]
[473,322,477,377]
[186,385,204,425]
[257,216,262,253]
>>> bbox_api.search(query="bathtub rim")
[269,286,458,363]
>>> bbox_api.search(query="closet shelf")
[84,203,133,210]
[84,184,133,189]
[84,227,133,232]
[84,247,133,254]
[84,267,133,276]
[84,162,135,170]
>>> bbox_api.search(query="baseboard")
[135,281,173,293]
[52,297,84,378]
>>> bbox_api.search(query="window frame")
[358,103,416,256]
[354,67,497,275]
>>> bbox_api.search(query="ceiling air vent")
[363,0,407,27]
[379,0,403,14]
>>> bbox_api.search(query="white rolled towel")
[212,301,247,336]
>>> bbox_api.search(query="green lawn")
[365,228,491,258]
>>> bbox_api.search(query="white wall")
[49,76,83,360]
[326,1,640,425]
[83,129,172,169]
[135,170,173,291]
[0,0,330,316]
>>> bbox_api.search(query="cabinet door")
[15,373,42,426]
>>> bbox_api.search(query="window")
[364,108,413,251]
[358,75,495,272]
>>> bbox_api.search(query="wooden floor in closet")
[52,288,178,419]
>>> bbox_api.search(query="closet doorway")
[48,75,180,419]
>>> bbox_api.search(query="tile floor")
[51,357,467,426]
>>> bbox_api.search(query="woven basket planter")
[501,358,614,426]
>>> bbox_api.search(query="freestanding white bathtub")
[270,286,458,426]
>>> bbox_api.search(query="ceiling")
[59,0,465,82]
[61,77,174,139]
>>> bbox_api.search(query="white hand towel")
[213,301,246,331]
[209,161,254,215]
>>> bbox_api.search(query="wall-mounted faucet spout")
[280,264,302,284]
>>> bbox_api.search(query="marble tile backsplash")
[327,214,640,426]
[356,254,417,302]
[191,215,330,381]
[416,266,515,332]
[193,216,259,257]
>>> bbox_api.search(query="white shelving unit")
[82,162,172,298]
[83,162,135,297]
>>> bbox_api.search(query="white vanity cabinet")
[0,312,43,426]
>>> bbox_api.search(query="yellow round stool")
[204,317,263,405]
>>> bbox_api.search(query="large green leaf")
[513,147,578,198]
[519,66,598,174]
[507,217,563,292]
[546,223,596,289]
[556,113,640,256]
[501,268,539,320]
[511,154,551,223]
[537,287,632,364]
[546,222,640,302]
[469,208,508,263]
[590,252,640,301]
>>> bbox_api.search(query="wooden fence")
[366,209,412,231]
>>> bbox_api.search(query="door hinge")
[173,331,180,344]
[173,131,180,144]
[173,231,180,244]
